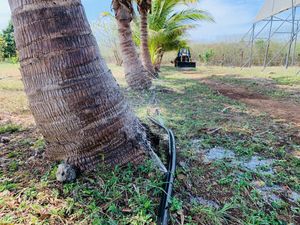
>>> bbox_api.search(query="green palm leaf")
[134,0,213,63]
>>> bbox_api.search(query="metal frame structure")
[242,0,300,69]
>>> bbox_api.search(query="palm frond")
[135,0,214,62]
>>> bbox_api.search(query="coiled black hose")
[149,117,176,225]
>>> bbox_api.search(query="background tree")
[255,39,266,65]
[92,13,123,66]
[112,0,152,90]
[134,0,213,71]
[0,35,5,61]
[1,21,17,59]
[199,49,214,65]
[8,0,154,171]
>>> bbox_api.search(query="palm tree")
[8,0,152,171]
[137,0,158,77]
[139,0,213,71]
[112,0,152,90]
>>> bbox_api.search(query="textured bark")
[113,50,123,66]
[139,9,157,77]
[154,51,164,72]
[112,0,152,90]
[8,0,151,171]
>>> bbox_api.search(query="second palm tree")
[137,0,158,77]
[112,0,152,90]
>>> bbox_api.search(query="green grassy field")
[0,62,300,224]
[0,63,28,117]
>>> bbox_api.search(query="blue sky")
[0,0,264,42]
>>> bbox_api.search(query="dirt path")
[200,79,300,127]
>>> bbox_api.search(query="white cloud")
[0,1,11,30]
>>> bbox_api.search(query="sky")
[0,0,264,43]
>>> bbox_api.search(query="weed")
[0,123,21,134]
[170,197,183,212]
[8,160,19,172]
[0,181,17,191]
[24,187,38,200]
[191,203,237,225]
[1,64,300,224]
[33,137,46,151]
[7,151,18,158]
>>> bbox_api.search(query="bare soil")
[201,79,300,127]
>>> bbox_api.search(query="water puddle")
[201,147,300,204]
[240,156,274,175]
[203,147,274,175]
[252,181,300,203]
[203,147,235,163]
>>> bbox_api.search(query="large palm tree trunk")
[8,0,151,171]
[140,9,157,77]
[113,0,152,90]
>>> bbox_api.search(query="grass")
[0,129,164,224]
[0,62,29,115]
[0,123,22,134]
[0,62,300,224]
[192,66,300,101]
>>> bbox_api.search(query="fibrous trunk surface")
[113,0,152,90]
[154,51,164,72]
[140,9,157,77]
[9,0,150,170]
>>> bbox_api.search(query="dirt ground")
[200,79,300,128]
[1,64,300,224]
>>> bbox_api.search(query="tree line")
[0,21,17,63]
[94,0,212,72]
[186,40,300,67]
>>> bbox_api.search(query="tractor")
[174,48,196,68]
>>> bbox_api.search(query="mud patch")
[252,181,300,204]
[201,79,300,127]
[190,196,220,209]
[203,147,274,175]
[203,147,235,163]
[201,147,300,205]
[241,156,274,175]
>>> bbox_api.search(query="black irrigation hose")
[148,117,176,225]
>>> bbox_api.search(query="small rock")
[56,163,77,182]
[1,136,10,144]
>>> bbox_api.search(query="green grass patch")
[0,123,21,134]
[1,64,300,224]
